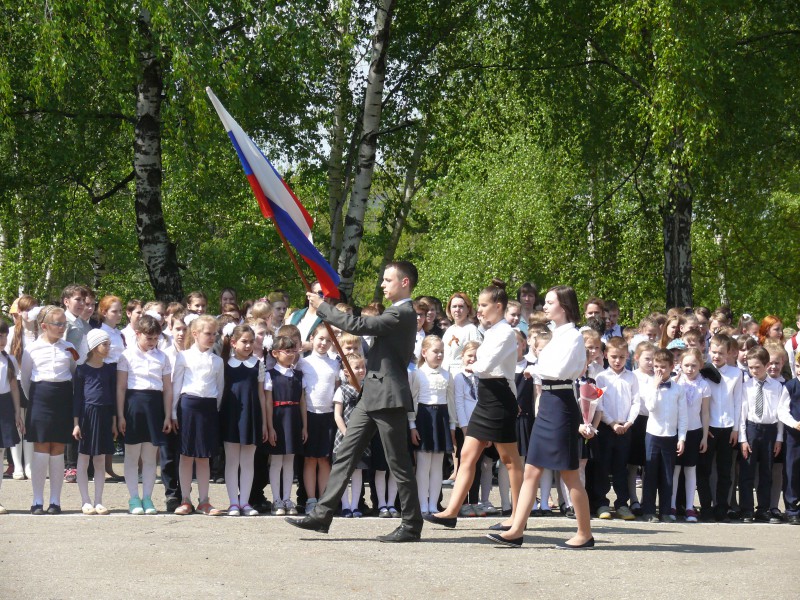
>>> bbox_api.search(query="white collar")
[228,355,259,368]
[272,363,294,376]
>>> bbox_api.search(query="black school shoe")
[485,532,522,547]
[787,515,800,525]
[377,525,421,543]
[30,504,44,515]
[753,511,771,523]
[46,504,62,515]
[769,509,784,524]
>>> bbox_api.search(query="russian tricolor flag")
[206,87,340,299]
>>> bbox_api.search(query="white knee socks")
[415,451,432,511]
[497,461,511,510]
[539,468,554,510]
[342,469,363,510]
[48,454,64,505]
[270,454,295,502]
[480,455,494,504]
[31,452,48,505]
[141,443,158,498]
[281,455,294,502]
[224,443,256,507]
[124,444,142,498]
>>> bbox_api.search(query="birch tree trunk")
[372,123,426,303]
[133,9,183,302]
[663,157,693,308]
[336,0,396,299]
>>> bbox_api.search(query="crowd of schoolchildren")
[1,280,799,527]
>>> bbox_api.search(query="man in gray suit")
[287,261,423,542]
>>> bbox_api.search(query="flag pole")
[271,223,362,393]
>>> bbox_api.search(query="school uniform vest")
[786,379,800,422]
[269,368,304,403]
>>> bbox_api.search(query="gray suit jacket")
[317,300,416,412]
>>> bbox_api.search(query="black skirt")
[416,404,453,453]
[178,395,219,458]
[77,403,115,456]
[676,427,703,467]
[0,392,21,448]
[526,384,581,471]
[124,389,167,447]
[272,404,303,455]
[467,378,518,443]
[26,381,73,444]
[220,386,262,446]
[304,411,336,458]
[370,431,389,471]
[515,412,534,457]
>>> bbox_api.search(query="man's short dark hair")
[386,261,418,290]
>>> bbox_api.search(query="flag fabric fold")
[206,87,340,299]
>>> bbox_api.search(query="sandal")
[174,501,194,516]
[197,502,224,516]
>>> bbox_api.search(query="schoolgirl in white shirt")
[171,315,225,516]
[6,294,38,480]
[98,295,126,365]
[117,314,172,516]
[20,306,78,515]
[441,293,482,374]
[0,319,23,514]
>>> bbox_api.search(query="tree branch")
[736,29,800,46]
[11,100,135,123]
[74,170,136,204]
[376,118,420,137]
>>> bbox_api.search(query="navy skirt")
[370,431,389,471]
[0,392,21,448]
[78,403,115,456]
[26,381,73,444]
[676,427,703,467]
[124,389,167,447]
[305,411,336,458]
[179,395,219,458]
[272,404,303,455]
[467,378,518,443]
[416,404,454,453]
[628,413,648,466]
[526,384,581,471]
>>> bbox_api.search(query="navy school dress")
[269,367,304,455]
[515,365,535,457]
[73,362,117,456]
[220,358,263,446]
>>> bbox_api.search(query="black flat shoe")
[423,514,457,528]
[488,522,511,531]
[46,504,62,515]
[285,515,330,534]
[556,537,594,550]
[485,533,523,547]
[377,525,421,543]
[30,504,44,515]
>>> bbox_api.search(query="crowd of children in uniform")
[0,282,799,527]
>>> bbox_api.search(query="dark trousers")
[64,441,78,470]
[642,433,677,516]
[313,405,422,533]
[249,443,270,506]
[739,421,778,514]
[697,425,734,515]
[160,430,182,501]
[785,429,800,516]
[592,423,632,509]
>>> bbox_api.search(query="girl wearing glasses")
[20,306,78,515]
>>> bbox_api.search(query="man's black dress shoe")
[485,532,522,547]
[377,525,421,543]
[285,515,330,534]
[423,514,457,528]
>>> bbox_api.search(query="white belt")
[541,383,574,391]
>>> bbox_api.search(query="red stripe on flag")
[246,174,274,219]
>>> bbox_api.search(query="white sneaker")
[81,503,96,515]
[241,504,259,517]
[271,499,285,516]
[95,504,110,515]
[305,498,317,515]
[285,500,298,515]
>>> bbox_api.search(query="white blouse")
[20,337,76,397]
[118,344,171,391]
[470,319,517,390]
[0,354,19,395]
[297,352,339,413]
[101,323,126,364]
[441,323,483,373]
[263,363,297,391]
[678,376,711,431]
[171,346,224,418]
[409,365,456,430]
[531,322,585,381]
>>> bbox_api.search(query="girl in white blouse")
[7,294,38,480]
[171,315,225,516]
[21,306,78,515]
[410,336,456,514]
